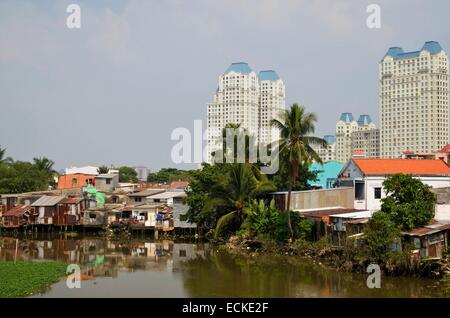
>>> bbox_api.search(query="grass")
[0,261,67,298]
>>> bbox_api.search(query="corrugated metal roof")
[404,222,450,237]
[3,205,33,217]
[147,192,186,200]
[299,208,365,218]
[32,195,65,207]
[329,211,374,219]
[60,197,83,204]
[128,189,165,197]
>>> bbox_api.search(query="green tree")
[33,157,56,175]
[363,211,401,263]
[269,150,319,191]
[185,163,228,228]
[381,174,436,230]
[242,199,280,237]
[147,168,191,183]
[33,156,57,188]
[97,165,109,174]
[206,163,275,238]
[118,166,138,183]
[270,103,326,239]
[0,161,49,194]
[0,146,13,164]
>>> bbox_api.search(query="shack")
[298,208,366,241]
[130,203,166,230]
[127,189,165,205]
[31,195,65,226]
[1,205,36,229]
[403,222,450,259]
[55,197,94,227]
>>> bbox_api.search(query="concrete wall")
[272,188,354,211]
[365,176,450,211]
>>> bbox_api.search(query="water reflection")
[0,234,448,298]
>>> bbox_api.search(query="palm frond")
[214,210,238,238]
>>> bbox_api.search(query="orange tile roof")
[352,158,450,176]
[439,144,450,153]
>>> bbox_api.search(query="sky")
[1,0,450,171]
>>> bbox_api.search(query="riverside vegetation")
[183,104,450,280]
[0,261,67,298]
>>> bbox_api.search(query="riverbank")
[224,235,450,279]
[0,261,67,298]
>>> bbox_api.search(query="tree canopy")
[381,174,436,230]
[118,166,139,183]
[147,168,191,184]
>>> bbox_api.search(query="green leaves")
[0,261,67,298]
[381,174,436,230]
[147,168,191,183]
[0,161,50,194]
[118,166,139,183]
[364,211,401,263]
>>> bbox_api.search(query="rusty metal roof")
[404,222,450,237]
[299,208,365,219]
[3,205,33,217]
[60,197,83,204]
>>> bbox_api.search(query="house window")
[106,179,111,185]
[179,250,187,257]
[135,197,142,202]
[374,187,382,199]
[72,178,78,186]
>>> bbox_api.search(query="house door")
[428,243,438,258]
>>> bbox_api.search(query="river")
[0,234,449,297]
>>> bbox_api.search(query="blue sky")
[1,0,449,171]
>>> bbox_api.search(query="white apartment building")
[207,62,285,163]
[258,70,286,146]
[313,135,336,162]
[380,41,449,158]
[335,113,376,163]
[351,128,380,159]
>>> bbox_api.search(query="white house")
[338,158,450,211]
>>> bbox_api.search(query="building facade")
[313,135,336,162]
[335,113,376,163]
[380,41,449,158]
[258,70,286,146]
[207,62,285,163]
[351,128,380,159]
[338,158,450,211]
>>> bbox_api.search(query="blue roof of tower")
[357,115,372,126]
[384,41,443,60]
[324,135,336,145]
[224,62,253,75]
[258,70,280,81]
[339,113,354,123]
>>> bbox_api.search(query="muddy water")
[0,234,449,298]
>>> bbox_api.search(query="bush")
[363,211,401,263]
[381,174,436,230]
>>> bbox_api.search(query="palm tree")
[97,165,109,174]
[270,103,326,239]
[205,163,275,238]
[0,146,13,164]
[33,156,57,178]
